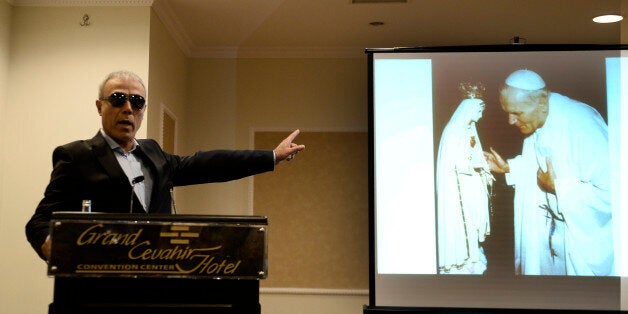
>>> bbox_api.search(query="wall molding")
[189,46,366,59]
[11,0,153,6]
[260,287,369,296]
[151,0,192,56]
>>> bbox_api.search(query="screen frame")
[366,44,628,312]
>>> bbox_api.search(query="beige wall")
[0,5,150,313]
[235,58,367,137]
[0,2,11,225]
[176,58,240,214]
[180,58,367,216]
[147,8,187,145]
[0,1,9,119]
[181,57,369,313]
[0,1,11,312]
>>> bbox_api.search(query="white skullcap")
[505,69,546,90]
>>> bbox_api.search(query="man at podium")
[25,70,305,261]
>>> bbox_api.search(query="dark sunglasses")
[101,92,146,110]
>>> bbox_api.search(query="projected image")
[373,50,621,281]
[436,83,494,275]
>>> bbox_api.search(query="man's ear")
[538,91,549,113]
[95,100,102,116]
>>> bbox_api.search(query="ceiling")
[10,0,625,58]
[151,0,625,58]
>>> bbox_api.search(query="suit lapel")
[88,132,128,184]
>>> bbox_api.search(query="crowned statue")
[436,82,494,275]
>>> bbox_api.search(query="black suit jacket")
[26,132,274,260]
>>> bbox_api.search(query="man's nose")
[120,99,133,113]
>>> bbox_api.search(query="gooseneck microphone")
[129,175,145,213]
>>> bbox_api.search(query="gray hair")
[98,70,146,99]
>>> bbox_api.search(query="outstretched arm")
[273,129,306,165]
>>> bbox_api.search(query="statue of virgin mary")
[437,83,494,274]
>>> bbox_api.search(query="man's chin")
[517,126,532,135]
[110,131,135,144]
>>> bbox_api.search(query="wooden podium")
[47,212,268,314]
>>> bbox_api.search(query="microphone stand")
[170,186,178,215]
[129,175,145,213]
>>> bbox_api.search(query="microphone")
[129,175,145,213]
[132,175,145,185]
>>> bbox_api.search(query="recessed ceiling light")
[592,14,623,23]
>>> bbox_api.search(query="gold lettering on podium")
[175,256,242,275]
[63,223,255,277]
[76,224,142,246]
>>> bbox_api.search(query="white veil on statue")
[436,83,493,274]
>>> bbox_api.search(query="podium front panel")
[48,213,267,280]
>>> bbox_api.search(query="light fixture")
[592,14,623,23]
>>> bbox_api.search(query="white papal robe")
[506,93,613,276]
